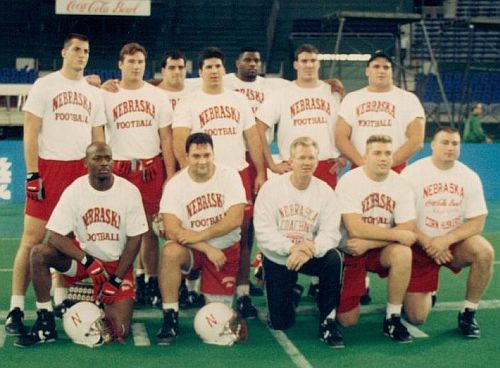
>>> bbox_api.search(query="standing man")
[5,33,106,336]
[335,50,425,173]
[256,43,343,188]
[14,142,147,347]
[335,135,416,343]
[254,137,344,348]
[103,42,175,307]
[172,47,266,318]
[401,127,494,338]
[224,47,290,302]
[156,133,246,345]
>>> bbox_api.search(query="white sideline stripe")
[256,309,313,368]
[401,319,429,338]
[2,299,500,321]
[0,325,6,348]
[131,322,150,346]
[0,269,13,272]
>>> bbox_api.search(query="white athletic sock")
[136,269,145,276]
[236,285,250,297]
[53,287,68,305]
[326,309,336,320]
[10,295,25,311]
[36,301,53,312]
[205,294,233,307]
[311,276,319,285]
[386,303,402,319]
[163,302,179,312]
[461,300,479,313]
[186,279,198,292]
[145,274,158,283]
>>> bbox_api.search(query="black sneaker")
[307,283,319,300]
[14,309,58,347]
[5,307,26,336]
[157,309,179,345]
[431,292,437,307]
[458,308,480,338]
[249,281,264,297]
[146,277,162,308]
[179,291,205,310]
[319,318,345,348]
[292,284,304,309]
[135,274,147,306]
[360,288,372,305]
[236,295,258,319]
[383,314,412,343]
[53,299,76,319]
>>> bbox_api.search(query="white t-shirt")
[401,157,488,237]
[254,172,341,266]
[338,86,425,155]
[256,81,341,161]
[47,175,148,262]
[224,74,289,144]
[23,71,106,160]
[163,79,200,111]
[159,164,246,249]
[336,167,416,228]
[103,83,173,160]
[172,89,255,171]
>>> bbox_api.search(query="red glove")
[26,172,45,201]
[140,159,156,182]
[82,255,109,286]
[99,275,122,305]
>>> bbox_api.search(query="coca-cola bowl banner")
[56,0,151,16]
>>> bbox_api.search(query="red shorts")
[351,162,407,174]
[338,249,389,313]
[184,243,240,296]
[239,167,253,220]
[408,244,462,293]
[63,241,135,302]
[112,155,165,215]
[313,160,338,189]
[25,158,87,221]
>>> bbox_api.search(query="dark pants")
[263,248,343,330]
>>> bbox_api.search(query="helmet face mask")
[63,301,113,347]
[194,302,247,346]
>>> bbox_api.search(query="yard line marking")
[494,261,500,265]
[2,299,500,321]
[0,325,6,348]
[0,268,13,272]
[257,309,314,368]
[401,319,429,338]
[131,322,151,346]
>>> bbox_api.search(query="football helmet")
[62,301,113,347]
[193,302,247,346]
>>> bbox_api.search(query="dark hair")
[198,47,225,69]
[119,43,147,61]
[185,133,214,153]
[237,46,260,59]
[294,44,319,61]
[63,33,89,48]
[432,126,459,139]
[161,50,186,68]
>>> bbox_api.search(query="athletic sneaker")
[383,314,412,343]
[146,277,162,308]
[53,299,76,318]
[157,309,179,345]
[319,318,345,349]
[135,274,147,306]
[307,283,319,300]
[179,291,205,309]
[236,295,258,319]
[5,307,26,336]
[458,308,480,338]
[249,281,264,297]
[360,288,372,305]
[14,309,58,347]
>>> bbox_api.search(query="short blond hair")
[290,136,319,158]
[365,135,392,152]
